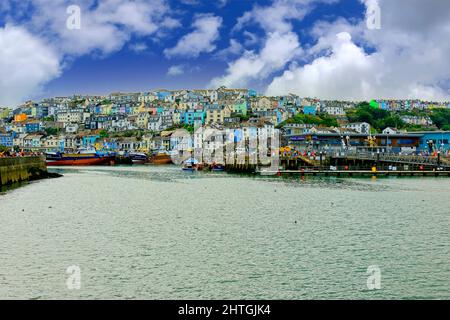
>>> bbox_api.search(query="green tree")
[346,102,406,132]
[99,129,109,138]
[430,109,450,129]
[45,127,60,136]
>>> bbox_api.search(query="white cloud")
[167,65,185,76]
[266,0,450,100]
[0,0,179,105]
[164,14,222,58]
[129,42,148,53]
[211,0,340,90]
[243,31,259,47]
[0,25,61,106]
[214,39,243,61]
[234,0,338,33]
[210,32,300,88]
[22,0,175,57]
[267,32,378,99]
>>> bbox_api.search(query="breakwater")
[0,156,52,186]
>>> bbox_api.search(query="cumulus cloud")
[214,39,243,61]
[164,14,222,58]
[210,32,300,88]
[129,42,148,53]
[167,65,185,76]
[0,25,61,106]
[267,32,378,99]
[23,0,175,57]
[266,0,450,100]
[0,0,179,105]
[210,0,326,89]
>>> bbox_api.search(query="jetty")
[223,150,450,177]
[0,156,55,187]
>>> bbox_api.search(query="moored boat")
[182,158,199,171]
[211,163,225,172]
[129,152,148,164]
[149,148,173,165]
[46,149,115,166]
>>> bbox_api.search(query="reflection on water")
[0,165,449,299]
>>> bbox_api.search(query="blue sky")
[1,0,450,106]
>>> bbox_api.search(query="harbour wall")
[0,156,48,186]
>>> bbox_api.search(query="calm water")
[0,165,449,299]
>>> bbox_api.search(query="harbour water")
[0,165,449,299]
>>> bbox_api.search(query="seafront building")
[1,88,450,154]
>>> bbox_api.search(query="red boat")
[46,151,115,166]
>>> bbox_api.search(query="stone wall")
[0,156,47,186]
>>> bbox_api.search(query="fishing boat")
[149,148,173,165]
[182,158,199,171]
[129,152,148,164]
[46,148,115,166]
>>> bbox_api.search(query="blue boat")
[211,164,225,172]
[182,158,199,171]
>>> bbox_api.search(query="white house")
[382,127,399,135]
[322,105,345,115]
[344,122,371,134]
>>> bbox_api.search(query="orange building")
[14,114,28,122]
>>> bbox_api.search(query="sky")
[1,0,450,106]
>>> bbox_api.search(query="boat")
[150,148,173,165]
[46,149,115,166]
[182,158,199,171]
[129,152,148,164]
[211,163,225,172]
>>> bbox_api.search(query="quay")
[258,169,450,177]
[0,156,53,186]
[223,151,450,177]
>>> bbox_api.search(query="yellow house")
[172,112,181,125]
[0,108,10,119]
[206,106,232,124]
[178,102,189,110]
[136,112,150,129]
[102,104,112,115]
[94,141,104,150]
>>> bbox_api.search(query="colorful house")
[417,131,450,153]
[25,121,42,133]
[181,109,206,125]
[0,133,14,147]
[302,106,317,115]
[232,101,248,116]
[83,135,99,148]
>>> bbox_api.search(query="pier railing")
[330,150,449,168]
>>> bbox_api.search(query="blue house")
[181,110,206,125]
[83,135,99,147]
[248,89,257,97]
[156,91,171,101]
[380,102,389,110]
[25,122,42,133]
[0,133,14,147]
[417,131,450,152]
[302,106,317,115]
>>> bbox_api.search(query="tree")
[99,129,109,138]
[430,109,450,129]
[346,102,406,132]
[45,127,60,136]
